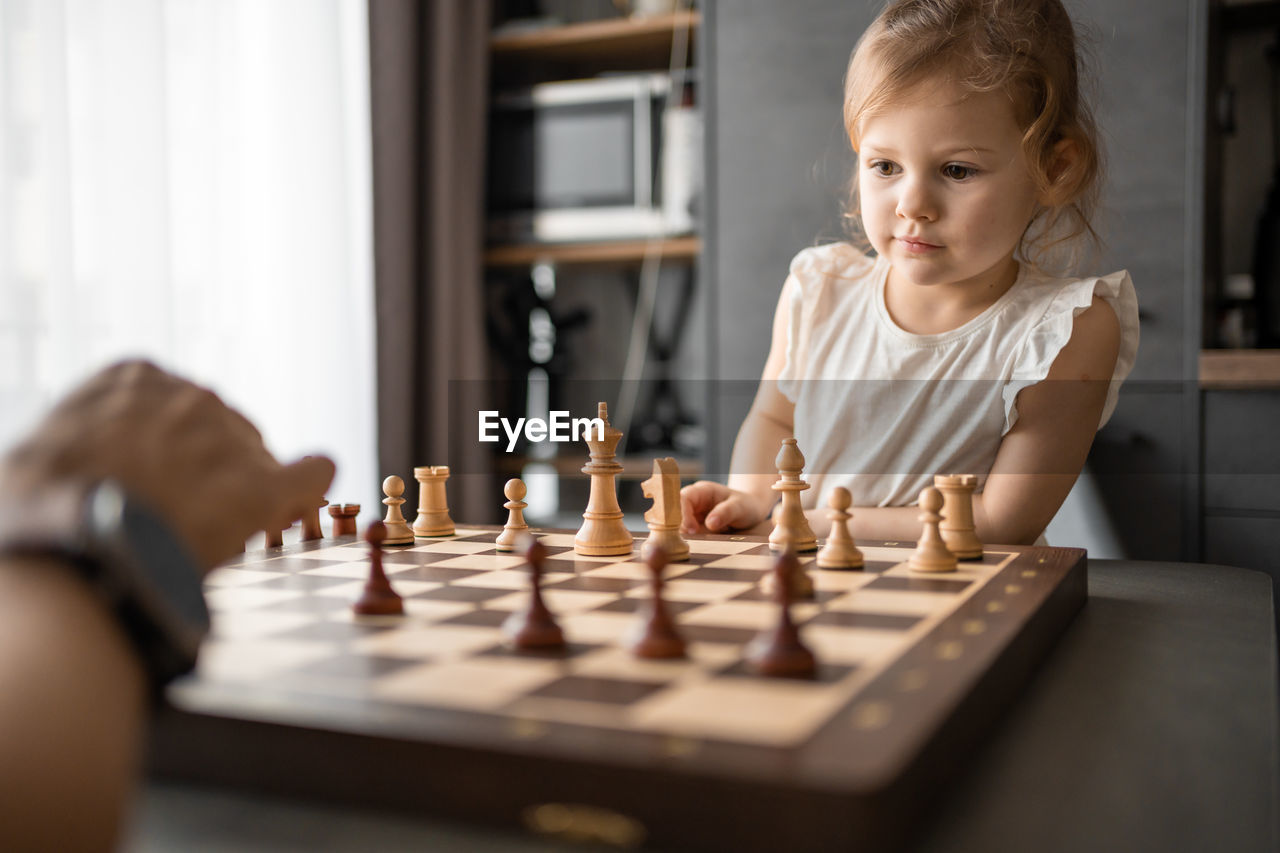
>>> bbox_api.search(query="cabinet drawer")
[1203,391,1280,513]
[1086,387,1189,560]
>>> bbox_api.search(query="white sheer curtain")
[0,0,379,515]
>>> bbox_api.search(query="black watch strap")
[0,480,210,691]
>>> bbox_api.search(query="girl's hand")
[679,481,769,534]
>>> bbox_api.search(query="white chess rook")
[413,465,455,537]
[934,474,983,559]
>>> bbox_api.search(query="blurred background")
[0,0,379,509]
[1,1,1276,606]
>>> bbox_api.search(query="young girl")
[681,0,1139,546]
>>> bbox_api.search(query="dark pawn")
[353,520,404,616]
[629,545,687,659]
[504,535,566,650]
[746,550,817,678]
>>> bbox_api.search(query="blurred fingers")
[271,455,336,523]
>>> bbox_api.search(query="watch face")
[89,482,210,660]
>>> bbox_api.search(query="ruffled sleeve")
[1001,269,1140,434]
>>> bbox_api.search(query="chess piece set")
[309,401,985,681]
[283,401,981,578]
[267,467,457,549]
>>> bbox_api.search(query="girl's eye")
[943,163,977,181]
[868,160,899,176]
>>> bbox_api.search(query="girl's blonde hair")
[842,0,1102,271]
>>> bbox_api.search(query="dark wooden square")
[413,585,517,603]
[527,674,668,706]
[592,598,704,617]
[292,653,418,679]
[478,642,600,661]
[379,550,470,565]
[543,576,642,593]
[716,659,856,683]
[731,587,843,605]
[864,575,973,594]
[806,611,923,631]
[678,566,769,583]
[437,609,514,628]
[680,624,760,645]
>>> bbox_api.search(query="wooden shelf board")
[484,236,700,267]
[491,11,699,61]
[1200,349,1280,388]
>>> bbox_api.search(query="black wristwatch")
[0,479,210,691]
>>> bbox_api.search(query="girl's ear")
[1039,137,1079,206]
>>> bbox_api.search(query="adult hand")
[679,480,770,535]
[0,360,334,571]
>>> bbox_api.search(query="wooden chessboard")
[149,527,1087,852]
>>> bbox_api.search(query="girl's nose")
[895,178,938,222]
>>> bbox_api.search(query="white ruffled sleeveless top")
[776,243,1140,509]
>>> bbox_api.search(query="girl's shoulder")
[1011,267,1138,342]
[1002,267,1140,430]
[787,242,879,290]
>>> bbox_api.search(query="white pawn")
[495,478,530,552]
[816,487,863,570]
[908,486,956,573]
[380,475,417,545]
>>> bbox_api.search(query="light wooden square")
[196,638,338,682]
[825,589,953,617]
[205,586,306,612]
[372,658,563,712]
[354,624,500,660]
[629,679,846,747]
[209,609,315,641]
[205,568,288,588]
[646,578,756,603]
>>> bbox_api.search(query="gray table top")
[125,559,1280,853]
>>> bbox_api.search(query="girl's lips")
[898,237,942,254]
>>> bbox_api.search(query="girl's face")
[856,79,1041,292]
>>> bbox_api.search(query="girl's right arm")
[681,279,798,534]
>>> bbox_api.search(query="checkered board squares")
[158,529,1086,853]
[178,530,1031,750]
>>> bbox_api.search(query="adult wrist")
[0,552,148,686]
[0,479,210,693]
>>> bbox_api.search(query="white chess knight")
[641,457,689,562]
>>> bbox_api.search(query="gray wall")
[703,0,872,477]
[704,0,1204,558]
